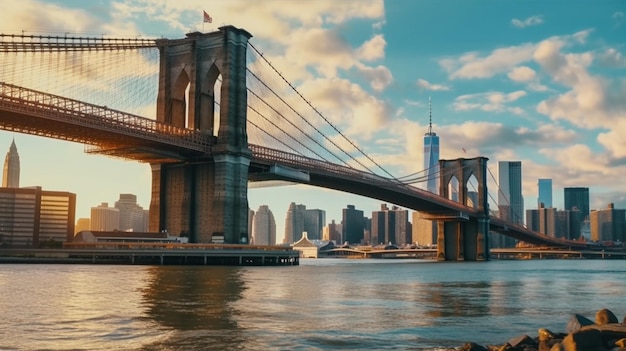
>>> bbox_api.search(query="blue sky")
[0,0,625,242]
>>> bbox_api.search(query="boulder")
[508,334,537,348]
[457,342,489,351]
[580,323,626,344]
[566,314,594,334]
[596,308,619,325]
[561,329,604,351]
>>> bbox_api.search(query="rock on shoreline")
[452,308,626,351]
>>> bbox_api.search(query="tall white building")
[2,139,20,188]
[90,202,120,231]
[420,99,440,246]
[114,194,147,232]
[423,98,440,194]
[284,202,305,244]
[252,205,276,245]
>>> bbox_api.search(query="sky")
[0,0,625,243]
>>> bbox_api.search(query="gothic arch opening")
[199,64,221,136]
[466,174,479,208]
[448,176,459,202]
[172,69,190,128]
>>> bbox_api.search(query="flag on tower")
[203,11,212,23]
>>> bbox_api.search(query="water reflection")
[422,281,526,319]
[139,266,248,350]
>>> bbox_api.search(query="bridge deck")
[0,83,211,161]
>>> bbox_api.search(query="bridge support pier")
[149,26,253,244]
[436,157,491,261]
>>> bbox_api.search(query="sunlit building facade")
[371,204,410,245]
[252,205,276,245]
[323,220,342,243]
[114,193,147,232]
[90,202,120,232]
[590,203,626,242]
[0,186,75,247]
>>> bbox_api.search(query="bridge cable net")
[0,34,159,118]
[246,42,398,180]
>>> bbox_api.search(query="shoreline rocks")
[453,308,626,351]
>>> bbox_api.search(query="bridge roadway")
[0,83,589,249]
[321,246,626,259]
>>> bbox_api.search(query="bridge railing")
[0,34,157,52]
[249,144,478,214]
[0,83,211,152]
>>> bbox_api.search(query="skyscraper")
[284,202,305,244]
[564,187,590,220]
[537,178,552,208]
[423,98,439,194]
[495,161,523,248]
[252,205,276,245]
[371,204,410,245]
[498,161,524,224]
[590,203,626,242]
[342,205,365,245]
[2,139,20,188]
[303,209,325,240]
[323,220,342,243]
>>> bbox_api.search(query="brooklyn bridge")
[0,25,589,261]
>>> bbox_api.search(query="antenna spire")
[428,96,433,134]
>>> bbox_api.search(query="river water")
[0,258,624,350]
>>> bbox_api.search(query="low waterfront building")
[74,230,187,243]
[291,232,333,258]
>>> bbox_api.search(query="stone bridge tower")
[149,26,252,244]
[437,157,490,260]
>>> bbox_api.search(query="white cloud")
[599,48,626,68]
[540,144,612,175]
[440,30,593,81]
[416,78,450,91]
[598,119,626,159]
[512,15,544,28]
[508,66,536,82]
[356,34,386,61]
[508,66,551,92]
[355,63,393,91]
[534,37,626,130]
[441,43,536,79]
[297,77,394,140]
[453,90,527,114]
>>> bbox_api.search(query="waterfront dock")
[0,243,300,266]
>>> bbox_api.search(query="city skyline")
[0,1,625,243]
